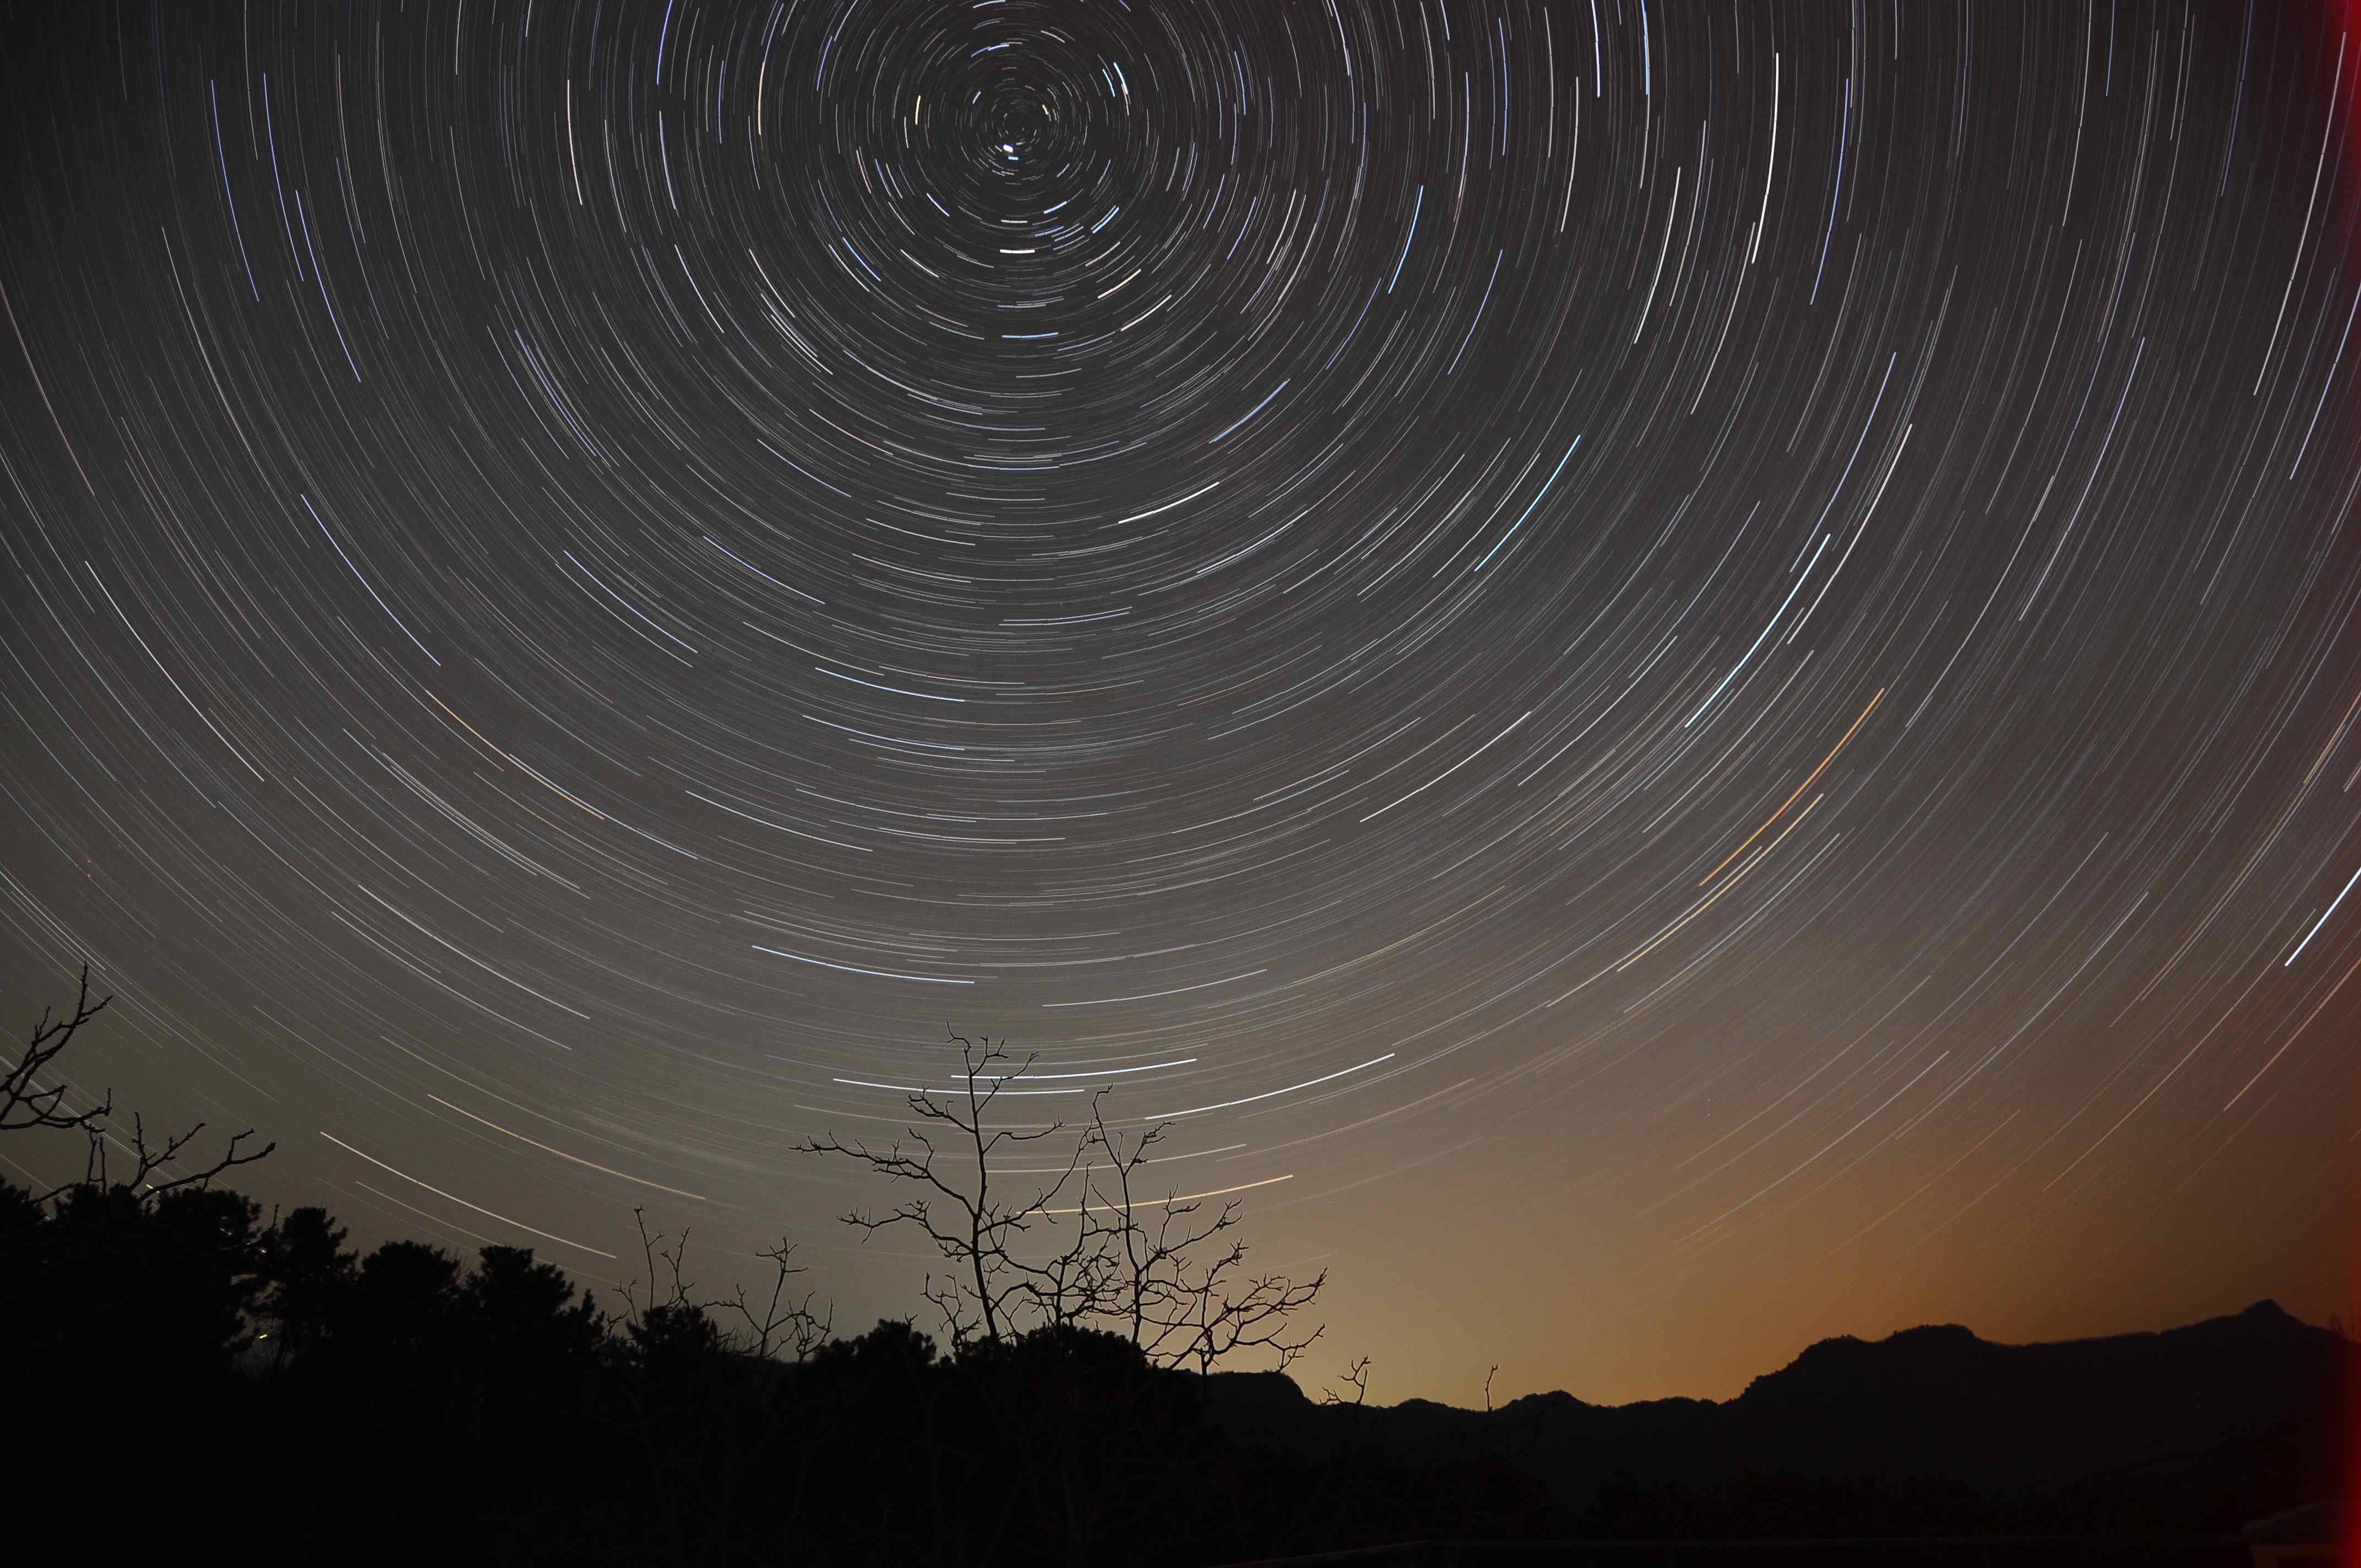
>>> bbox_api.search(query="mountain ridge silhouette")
[1199,1300,2353,1533]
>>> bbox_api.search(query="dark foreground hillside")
[6,1168,2347,1567]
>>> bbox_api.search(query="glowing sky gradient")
[1,0,2355,1406]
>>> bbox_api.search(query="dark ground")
[6,1173,2348,1566]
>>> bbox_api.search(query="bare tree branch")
[719,1237,831,1361]
[142,1124,274,1194]
[8,970,274,1204]
[1,965,112,1136]
[797,1032,1090,1351]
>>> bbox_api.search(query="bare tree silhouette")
[797,1032,1084,1351]
[721,1235,834,1362]
[798,1030,1322,1370]
[1078,1090,1326,1375]
[2,965,111,1137]
[618,1207,831,1364]
[3,966,273,1200]
[1324,1353,1374,1406]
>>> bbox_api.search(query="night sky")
[1,0,2355,1408]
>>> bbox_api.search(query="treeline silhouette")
[3,1166,1573,1564]
[3,972,2349,1565]
[2,973,1542,1565]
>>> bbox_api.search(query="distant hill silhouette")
[1201,1301,2354,1537]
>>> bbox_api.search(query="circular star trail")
[1,0,2356,1402]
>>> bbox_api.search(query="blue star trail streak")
[0,0,2354,1405]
